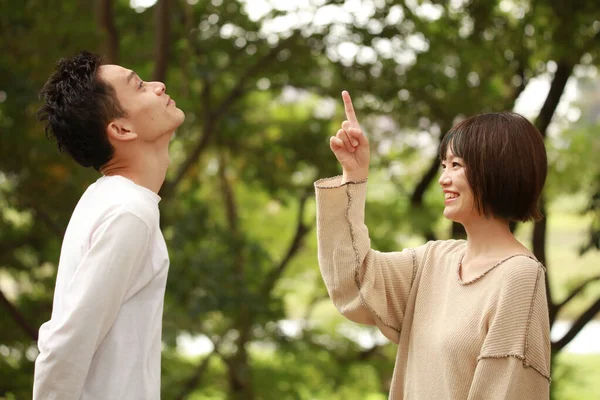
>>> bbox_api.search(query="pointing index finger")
[342,90,359,126]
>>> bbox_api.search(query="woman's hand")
[329,91,370,183]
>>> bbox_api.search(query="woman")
[315,91,551,399]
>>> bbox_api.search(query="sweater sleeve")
[315,176,428,344]
[467,260,551,400]
[33,212,152,400]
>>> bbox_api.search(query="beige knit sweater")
[315,176,551,400]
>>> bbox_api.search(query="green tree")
[1,1,599,399]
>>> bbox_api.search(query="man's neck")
[101,145,170,194]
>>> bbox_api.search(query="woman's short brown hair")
[439,112,547,222]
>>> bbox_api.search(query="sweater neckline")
[456,252,539,285]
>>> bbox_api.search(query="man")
[33,51,185,399]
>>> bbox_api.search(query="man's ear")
[106,119,138,142]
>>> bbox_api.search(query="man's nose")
[153,82,166,95]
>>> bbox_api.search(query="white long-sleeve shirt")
[33,175,169,400]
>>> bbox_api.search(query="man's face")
[99,64,185,143]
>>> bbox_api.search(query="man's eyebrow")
[126,70,137,84]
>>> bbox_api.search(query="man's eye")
[139,81,144,89]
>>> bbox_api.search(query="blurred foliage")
[1,0,599,398]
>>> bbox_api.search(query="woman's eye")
[139,81,144,89]
[452,162,461,168]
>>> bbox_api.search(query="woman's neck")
[461,216,532,262]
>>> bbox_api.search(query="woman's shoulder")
[497,254,546,282]
[411,239,466,270]
[423,239,467,258]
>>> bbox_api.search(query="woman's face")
[438,147,477,224]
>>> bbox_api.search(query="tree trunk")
[227,330,254,400]
[531,61,573,327]
[153,0,170,82]
[532,196,548,267]
[96,0,119,63]
[451,221,466,239]
[535,61,573,137]
[218,155,255,400]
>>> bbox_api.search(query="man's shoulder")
[75,176,160,229]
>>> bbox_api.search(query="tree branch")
[532,62,574,319]
[0,288,38,341]
[532,196,548,265]
[534,23,596,289]
[175,334,226,400]
[506,0,536,106]
[581,29,600,55]
[408,123,451,241]
[298,330,386,365]
[580,179,600,255]
[18,197,64,239]
[410,155,441,207]
[174,351,216,400]
[355,343,385,361]
[552,296,600,352]
[214,155,254,398]
[261,187,312,295]
[548,272,558,326]
[96,0,119,64]
[152,0,171,82]
[556,275,600,310]
[218,153,239,233]
[160,85,214,199]
[162,36,298,198]
[533,25,600,274]
[534,61,573,137]
[211,35,296,123]
[303,292,330,322]
[509,64,528,107]
[180,0,195,98]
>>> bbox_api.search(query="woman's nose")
[438,170,451,186]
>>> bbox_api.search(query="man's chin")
[175,108,186,122]
[150,130,175,145]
